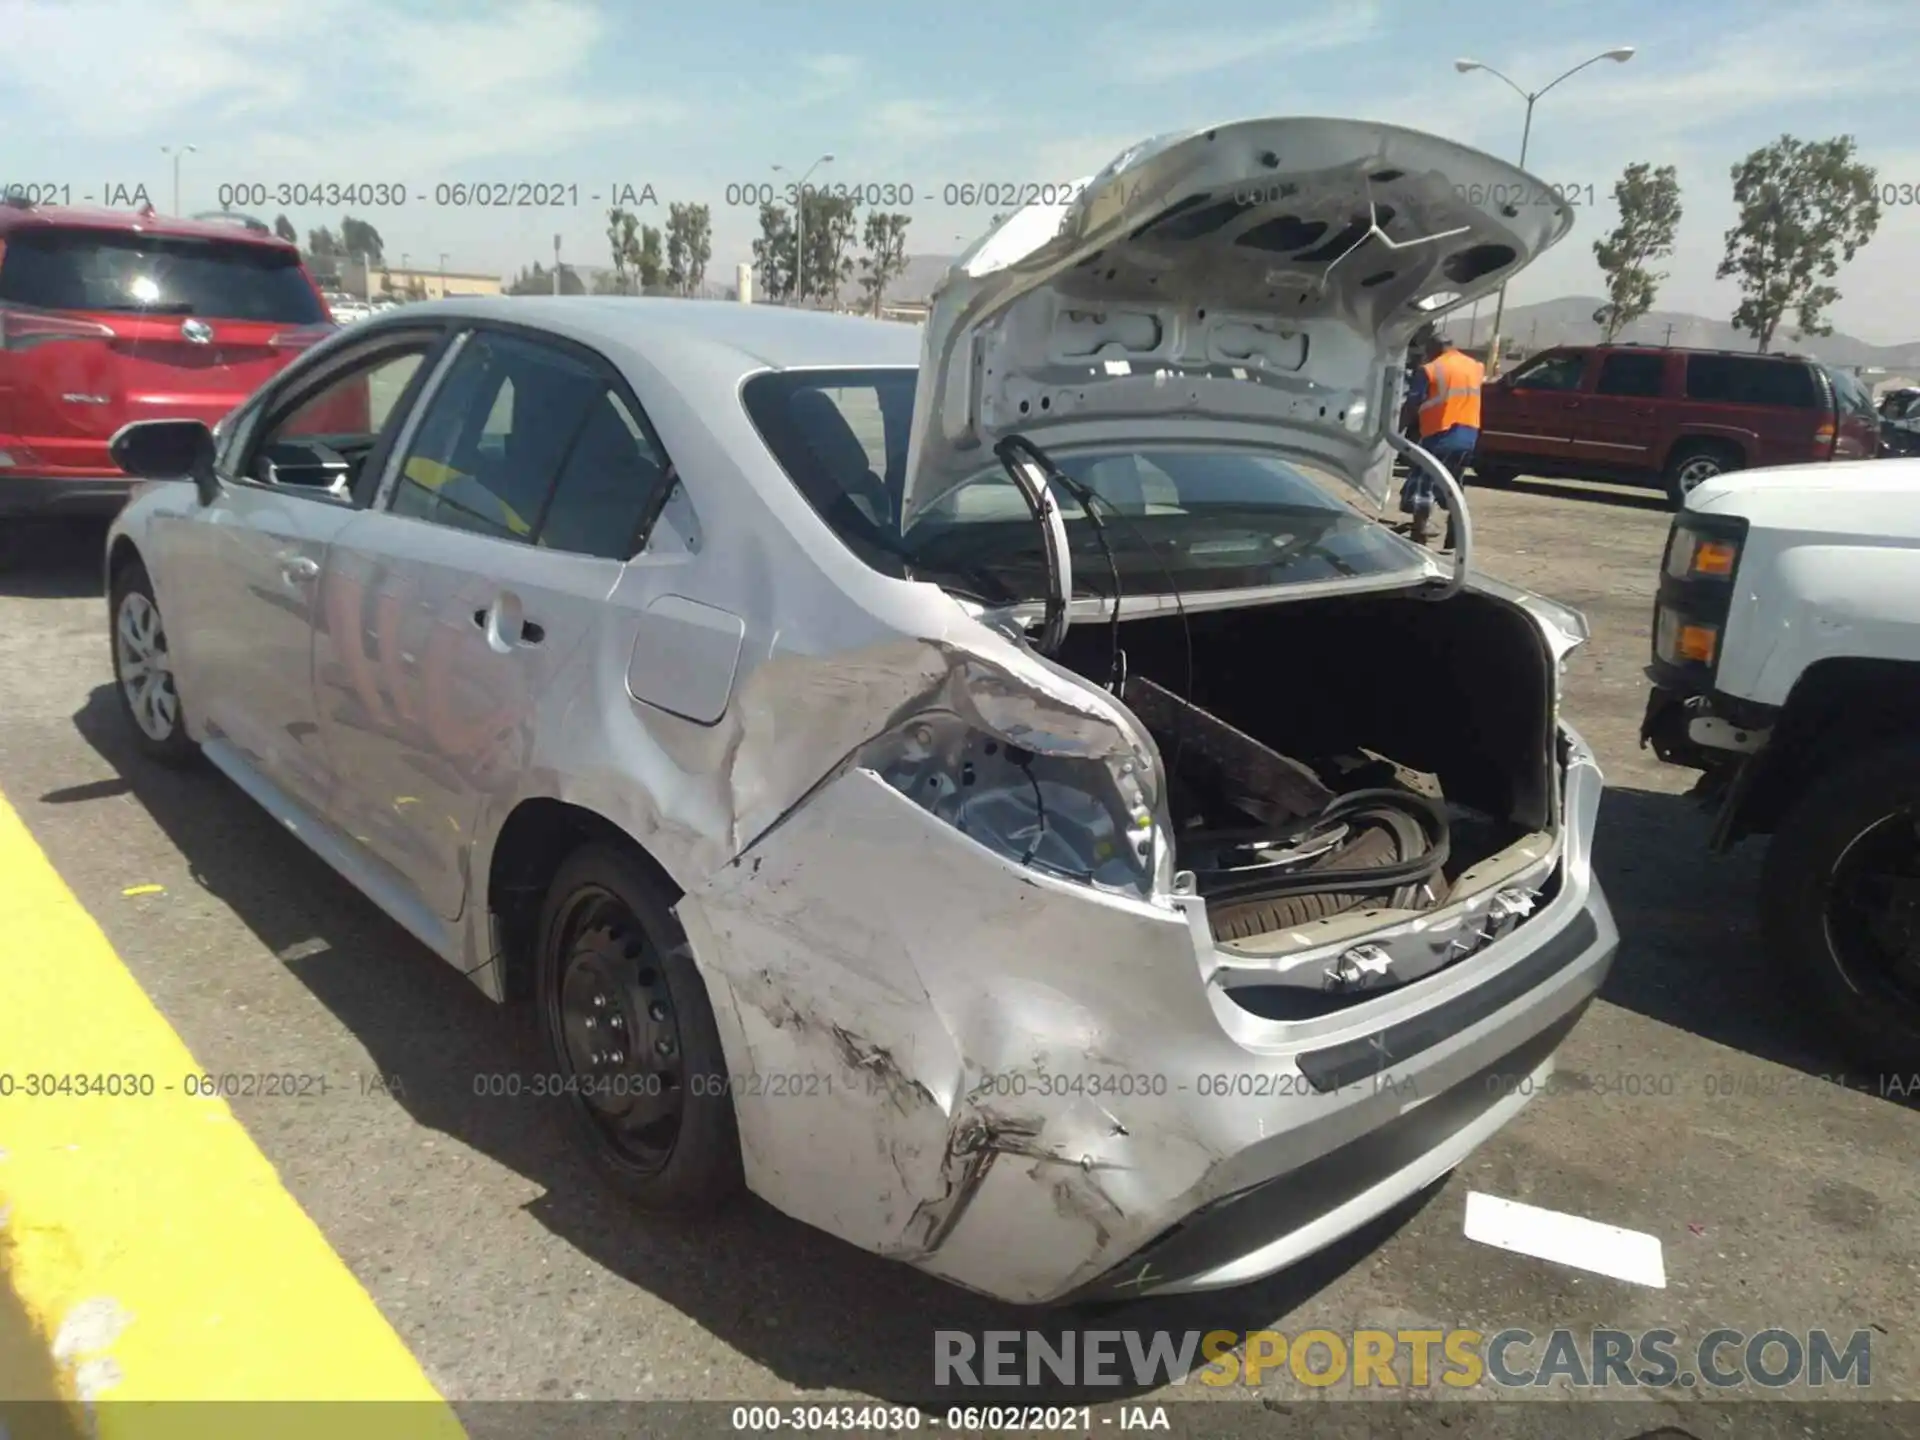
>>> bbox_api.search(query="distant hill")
[1484,296,1920,371]
[832,269,1920,373]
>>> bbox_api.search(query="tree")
[637,224,664,290]
[606,207,640,293]
[273,213,297,244]
[665,202,712,294]
[753,202,796,301]
[307,226,340,263]
[1593,163,1682,343]
[859,211,912,316]
[339,216,384,267]
[1717,134,1881,352]
[507,262,549,296]
[799,191,859,306]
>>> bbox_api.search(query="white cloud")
[1095,2,1383,82]
[0,0,686,173]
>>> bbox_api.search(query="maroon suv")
[1475,344,1882,507]
[0,198,334,530]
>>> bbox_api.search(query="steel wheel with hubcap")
[534,844,744,1211]
[109,562,197,765]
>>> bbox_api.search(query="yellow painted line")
[0,789,467,1438]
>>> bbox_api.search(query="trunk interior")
[1059,587,1559,950]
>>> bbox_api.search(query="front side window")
[243,342,433,498]
[389,331,603,543]
[1509,352,1588,392]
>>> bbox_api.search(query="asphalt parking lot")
[1,473,1916,1431]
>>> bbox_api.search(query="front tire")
[1760,744,1920,1074]
[109,560,197,766]
[534,844,744,1213]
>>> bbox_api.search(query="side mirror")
[109,419,220,508]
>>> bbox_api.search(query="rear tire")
[109,560,197,767]
[1760,744,1920,1074]
[1663,442,1741,509]
[534,844,744,1213]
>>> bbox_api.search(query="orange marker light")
[1676,623,1719,664]
[1692,540,1738,577]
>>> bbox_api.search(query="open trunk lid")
[902,116,1575,524]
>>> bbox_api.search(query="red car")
[0,197,337,532]
[1474,344,1882,508]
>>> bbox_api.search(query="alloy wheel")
[116,591,179,742]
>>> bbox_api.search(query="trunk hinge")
[1387,432,1471,601]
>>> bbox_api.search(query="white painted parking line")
[1463,1191,1667,1288]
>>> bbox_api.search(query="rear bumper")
[0,474,138,520]
[1061,913,1608,1302]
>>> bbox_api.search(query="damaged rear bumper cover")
[672,738,1615,1307]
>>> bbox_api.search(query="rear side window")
[537,389,673,560]
[1826,367,1876,425]
[390,329,670,557]
[1595,351,1665,397]
[0,227,325,323]
[1510,352,1587,392]
[742,367,916,569]
[391,332,603,543]
[1683,355,1817,408]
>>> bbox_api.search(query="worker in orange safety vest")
[1398,333,1484,548]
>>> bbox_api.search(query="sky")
[4,0,1919,340]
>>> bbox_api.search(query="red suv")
[0,198,335,530]
[1474,344,1882,507]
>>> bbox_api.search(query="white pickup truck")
[1641,457,1920,1070]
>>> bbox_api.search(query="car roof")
[1548,342,1813,364]
[402,295,922,374]
[0,200,302,252]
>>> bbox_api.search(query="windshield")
[742,367,1425,604]
[0,227,325,323]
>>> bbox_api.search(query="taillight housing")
[0,303,117,352]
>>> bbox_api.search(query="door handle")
[472,606,543,646]
[281,556,319,583]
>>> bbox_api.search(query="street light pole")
[439,252,449,299]
[159,143,196,214]
[774,154,834,306]
[1455,47,1635,371]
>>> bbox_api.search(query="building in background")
[328,259,503,300]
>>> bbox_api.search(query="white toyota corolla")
[103,116,1616,1305]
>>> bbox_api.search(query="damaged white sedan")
[102,115,1615,1306]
